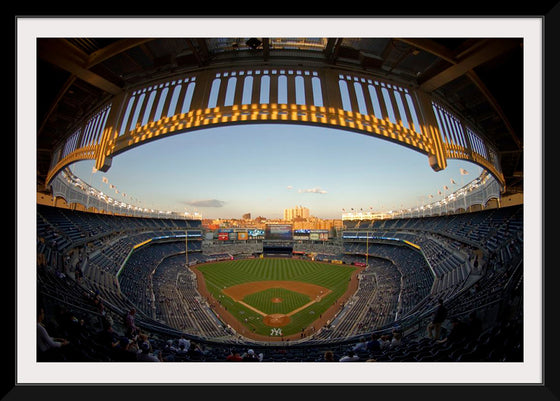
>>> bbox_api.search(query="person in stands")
[37,306,70,361]
[428,298,447,340]
[339,350,360,362]
[242,349,261,361]
[437,317,467,345]
[125,308,139,338]
[226,348,243,361]
[366,333,381,355]
[322,350,335,362]
[136,341,161,362]
[111,336,137,362]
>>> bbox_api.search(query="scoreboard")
[309,230,329,241]
[294,229,328,241]
[265,224,293,241]
[248,229,265,239]
[211,229,263,241]
[217,232,229,241]
[293,229,310,240]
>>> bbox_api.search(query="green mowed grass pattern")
[196,258,356,337]
[243,288,310,315]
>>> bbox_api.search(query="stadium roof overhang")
[35,36,524,195]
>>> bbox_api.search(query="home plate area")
[263,313,291,327]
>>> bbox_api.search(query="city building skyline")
[283,205,310,221]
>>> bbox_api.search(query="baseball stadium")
[20,18,543,384]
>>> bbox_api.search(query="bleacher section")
[36,204,523,362]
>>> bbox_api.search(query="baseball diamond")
[224,281,332,325]
[193,258,361,340]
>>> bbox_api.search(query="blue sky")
[70,123,481,219]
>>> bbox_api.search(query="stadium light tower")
[185,229,189,266]
[366,231,369,268]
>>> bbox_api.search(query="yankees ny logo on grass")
[270,328,283,336]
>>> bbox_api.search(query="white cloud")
[298,187,328,194]
[181,199,226,208]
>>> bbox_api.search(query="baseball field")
[193,258,359,340]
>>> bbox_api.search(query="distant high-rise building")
[242,213,251,220]
[283,206,310,221]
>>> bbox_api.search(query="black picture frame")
[12,4,556,400]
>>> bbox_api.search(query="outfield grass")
[196,258,356,338]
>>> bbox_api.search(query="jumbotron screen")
[265,224,293,240]
[248,229,265,238]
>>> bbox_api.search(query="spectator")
[74,265,83,284]
[352,337,368,352]
[37,307,69,361]
[428,298,447,340]
[390,330,403,348]
[322,350,335,362]
[242,349,261,362]
[136,341,161,362]
[379,334,391,350]
[164,339,178,352]
[161,340,178,362]
[366,333,381,355]
[124,308,138,338]
[178,335,191,351]
[111,336,136,361]
[175,342,189,361]
[437,317,467,345]
[54,305,84,341]
[339,350,360,362]
[97,321,120,351]
[226,349,243,361]
[187,342,205,361]
[91,290,105,316]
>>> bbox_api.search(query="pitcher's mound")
[263,313,290,327]
[271,297,283,303]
